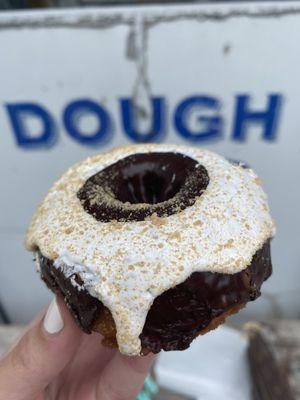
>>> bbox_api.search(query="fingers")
[96,352,156,400]
[64,332,116,380]
[0,296,82,400]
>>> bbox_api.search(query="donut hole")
[111,153,197,205]
[78,152,209,222]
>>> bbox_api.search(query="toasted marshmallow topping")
[26,144,275,355]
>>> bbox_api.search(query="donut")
[25,144,275,356]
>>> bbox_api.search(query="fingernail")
[43,297,64,334]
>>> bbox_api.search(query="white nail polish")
[43,297,64,334]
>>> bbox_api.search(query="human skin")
[0,296,155,400]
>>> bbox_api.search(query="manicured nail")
[43,297,64,334]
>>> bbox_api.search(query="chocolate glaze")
[38,241,272,353]
[77,152,209,222]
[140,240,271,353]
[39,253,103,333]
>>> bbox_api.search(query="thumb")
[0,296,82,400]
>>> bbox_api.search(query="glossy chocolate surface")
[140,241,272,353]
[39,253,103,333]
[38,241,272,353]
[77,152,209,222]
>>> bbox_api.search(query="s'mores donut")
[25,145,275,356]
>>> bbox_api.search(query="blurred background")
[0,0,299,398]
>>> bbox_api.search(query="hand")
[0,296,155,400]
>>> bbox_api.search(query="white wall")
[0,2,299,323]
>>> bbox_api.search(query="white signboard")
[0,1,299,322]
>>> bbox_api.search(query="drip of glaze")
[77,152,209,222]
[37,241,272,354]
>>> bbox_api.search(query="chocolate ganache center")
[77,152,209,222]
